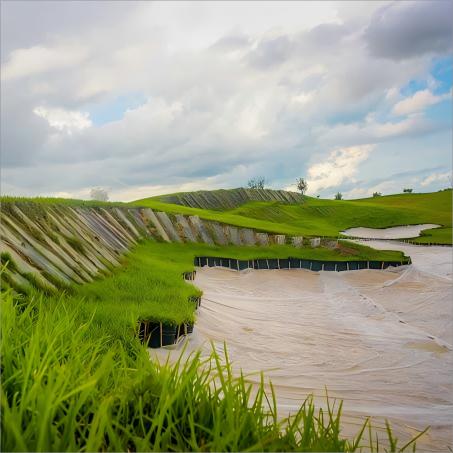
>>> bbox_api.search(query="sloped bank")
[0,200,309,292]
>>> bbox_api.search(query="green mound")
[154,188,305,210]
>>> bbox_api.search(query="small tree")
[403,188,413,193]
[373,192,382,197]
[334,192,343,200]
[90,187,109,202]
[296,178,308,195]
[247,177,266,190]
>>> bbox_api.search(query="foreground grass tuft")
[1,289,427,452]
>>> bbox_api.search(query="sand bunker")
[342,224,441,239]
[152,243,452,451]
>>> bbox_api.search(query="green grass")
[0,195,127,208]
[134,190,452,244]
[1,289,427,452]
[4,190,449,243]
[412,227,452,244]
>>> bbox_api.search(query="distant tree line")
[247,176,309,195]
[247,177,266,190]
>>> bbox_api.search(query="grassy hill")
[156,188,304,210]
[134,190,452,244]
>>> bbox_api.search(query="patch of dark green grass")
[0,252,18,273]
[64,235,85,253]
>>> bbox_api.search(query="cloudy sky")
[1,1,452,201]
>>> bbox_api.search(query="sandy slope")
[152,242,453,451]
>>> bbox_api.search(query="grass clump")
[1,290,427,452]
[64,235,85,253]
[0,252,18,273]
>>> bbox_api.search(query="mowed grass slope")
[135,190,452,244]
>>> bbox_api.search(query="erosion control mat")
[152,243,453,452]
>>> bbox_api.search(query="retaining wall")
[194,256,411,272]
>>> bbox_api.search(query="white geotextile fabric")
[342,224,441,239]
[151,242,453,451]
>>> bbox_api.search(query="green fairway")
[134,190,452,244]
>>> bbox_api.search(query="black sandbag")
[369,261,382,270]
[221,258,230,268]
[268,258,279,269]
[161,324,178,347]
[279,258,289,269]
[300,260,311,269]
[311,261,322,272]
[336,262,348,272]
[257,258,268,269]
[289,257,301,268]
[238,260,249,271]
[323,261,336,271]
[357,261,368,270]
[147,322,163,348]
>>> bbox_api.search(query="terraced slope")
[136,190,452,244]
[0,200,310,293]
[156,188,304,210]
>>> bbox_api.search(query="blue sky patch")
[431,57,452,94]
[88,92,147,126]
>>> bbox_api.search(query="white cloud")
[393,89,451,116]
[318,114,434,148]
[1,45,87,81]
[420,171,451,187]
[1,1,451,199]
[33,107,92,133]
[305,144,374,194]
[344,179,401,199]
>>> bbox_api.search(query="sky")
[1,1,452,201]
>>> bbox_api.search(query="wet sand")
[152,243,453,451]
